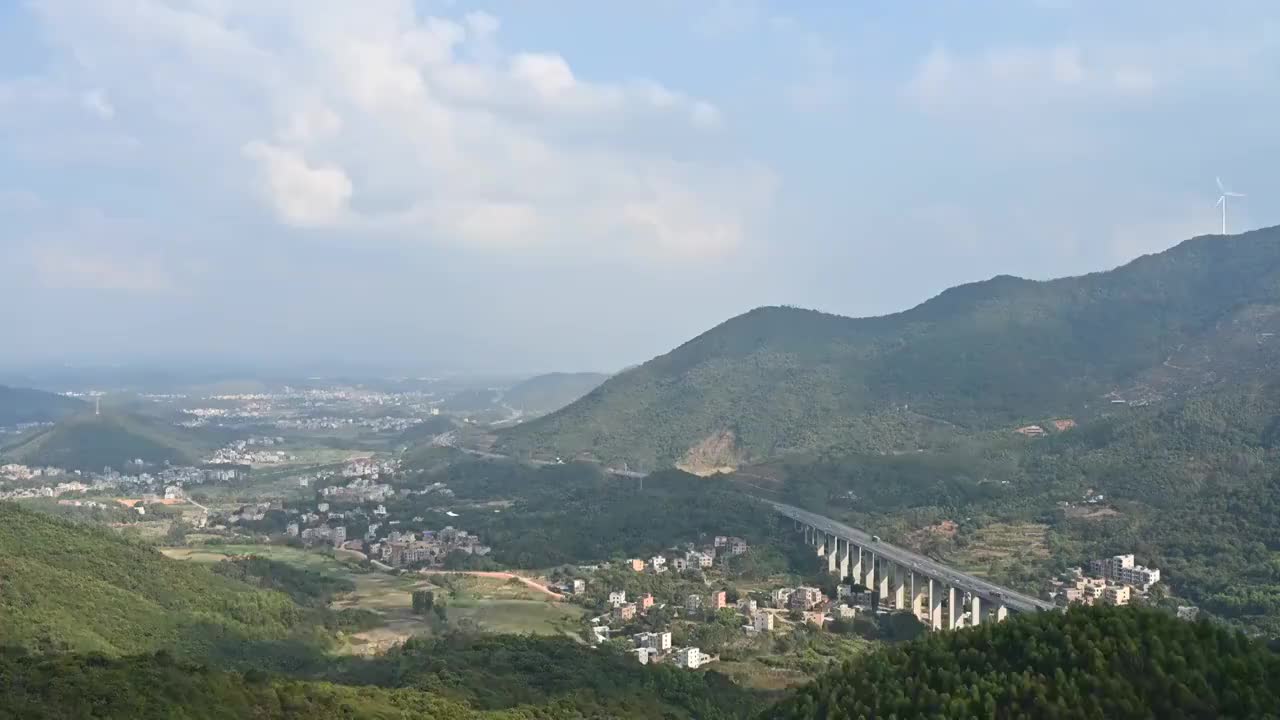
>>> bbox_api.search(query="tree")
[411,590,435,616]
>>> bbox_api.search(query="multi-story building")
[802,610,827,627]
[1089,553,1161,591]
[685,594,703,613]
[628,558,646,572]
[771,588,794,607]
[640,593,655,610]
[686,551,714,569]
[649,556,667,573]
[633,647,658,665]
[571,579,586,595]
[673,647,709,669]
[608,590,627,607]
[614,603,637,622]
[752,611,774,632]
[711,591,726,610]
[634,631,672,651]
[671,557,688,572]
[737,598,758,614]
[1104,585,1131,606]
[788,586,824,610]
[331,526,347,548]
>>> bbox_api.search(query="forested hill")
[766,605,1280,719]
[0,385,84,426]
[0,503,320,665]
[0,411,211,471]
[500,226,1280,470]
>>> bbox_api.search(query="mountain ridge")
[499,227,1280,469]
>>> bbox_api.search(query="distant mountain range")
[0,385,85,427]
[504,372,610,416]
[500,227,1280,471]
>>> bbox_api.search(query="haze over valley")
[3,1,1280,718]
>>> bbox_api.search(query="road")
[765,500,1055,614]
[432,431,644,477]
[423,570,564,599]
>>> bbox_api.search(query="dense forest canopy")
[768,605,1280,719]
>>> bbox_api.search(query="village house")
[751,611,775,632]
[614,603,637,622]
[608,590,627,607]
[711,591,727,610]
[788,586,824,610]
[634,631,672,652]
[673,647,711,669]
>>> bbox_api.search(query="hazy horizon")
[4,1,1279,373]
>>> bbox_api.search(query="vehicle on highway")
[870,535,880,542]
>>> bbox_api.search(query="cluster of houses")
[624,536,751,576]
[373,527,491,567]
[208,438,292,465]
[320,477,395,503]
[1050,553,1162,607]
[0,462,238,502]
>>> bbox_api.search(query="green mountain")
[767,605,1280,719]
[0,503,327,666]
[0,411,212,471]
[500,227,1280,470]
[0,385,85,427]
[503,372,610,415]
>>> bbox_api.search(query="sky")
[2,1,1279,374]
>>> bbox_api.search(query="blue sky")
[2,1,1278,374]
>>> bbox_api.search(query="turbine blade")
[1217,177,1226,192]
[1216,196,1224,207]
[1228,192,1246,197]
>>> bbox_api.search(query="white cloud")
[905,44,1158,111]
[242,141,353,227]
[26,0,766,260]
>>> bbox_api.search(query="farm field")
[160,544,584,651]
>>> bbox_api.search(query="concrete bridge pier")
[877,558,890,605]
[970,595,981,626]
[891,563,906,610]
[994,603,1008,623]
[862,550,876,593]
[849,544,863,586]
[947,586,959,630]
[837,539,851,580]
[928,578,943,630]
[826,535,838,574]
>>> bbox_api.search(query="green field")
[161,545,584,650]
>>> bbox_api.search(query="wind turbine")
[1216,177,1245,235]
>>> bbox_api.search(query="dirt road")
[424,570,565,599]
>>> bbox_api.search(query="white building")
[752,611,775,632]
[608,590,627,607]
[634,647,658,664]
[686,551,714,569]
[673,647,710,669]
[634,631,672,651]
[1090,553,1161,591]
[772,587,794,607]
